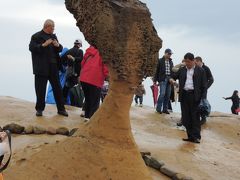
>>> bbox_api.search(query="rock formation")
[65,0,162,179]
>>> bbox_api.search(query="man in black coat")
[29,19,68,117]
[170,53,207,143]
[154,49,174,114]
[62,39,83,103]
[195,56,214,124]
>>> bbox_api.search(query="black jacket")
[202,64,214,89]
[62,46,84,77]
[29,30,63,76]
[154,57,174,82]
[172,66,207,103]
[225,96,240,109]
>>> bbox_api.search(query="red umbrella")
[150,84,159,107]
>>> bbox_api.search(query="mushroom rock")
[65,0,162,179]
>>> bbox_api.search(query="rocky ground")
[1,96,240,180]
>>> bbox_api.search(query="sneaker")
[84,118,90,122]
[58,110,69,117]
[177,125,186,131]
[36,111,43,117]
[80,111,85,117]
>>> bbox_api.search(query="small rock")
[150,157,165,169]
[69,128,78,136]
[56,127,69,136]
[142,155,151,166]
[182,177,194,180]
[160,166,177,178]
[140,151,151,157]
[46,127,57,135]
[33,126,46,134]
[24,125,34,134]
[173,173,187,180]
[3,123,24,134]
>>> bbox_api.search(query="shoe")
[191,138,201,144]
[177,121,183,126]
[84,118,90,122]
[177,125,186,131]
[200,117,207,125]
[58,110,68,117]
[80,111,85,117]
[36,111,43,117]
[182,138,193,142]
[162,110,170,114]
[156,110,162,114]
[139,104,143,107]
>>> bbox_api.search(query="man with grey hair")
[29,19,68,117]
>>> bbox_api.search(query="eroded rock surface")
[65,0,162,85]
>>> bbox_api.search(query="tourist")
[223,90,240,115]
[62,39,84,104]
[170,53,207,143]
[154,49,174,114]
[195,56,214,125]
[29,19,68,117]
[134,83,146,107]
[80,46,108,121]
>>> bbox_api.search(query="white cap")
[74,39,82,44]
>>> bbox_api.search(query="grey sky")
[0,0,239,113]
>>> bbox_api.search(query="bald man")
[29,19,68,117]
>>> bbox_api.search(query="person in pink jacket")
[80,46,109,120]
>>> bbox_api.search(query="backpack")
[69,84,85,108]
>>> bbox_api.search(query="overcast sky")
[0,0,239,113]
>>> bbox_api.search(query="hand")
[42,39,53,47]
[52,39,60,47]
[0,132,7,141]
[169,78,175,84]
[67,55,75,60]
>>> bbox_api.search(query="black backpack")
[69,84,85,108]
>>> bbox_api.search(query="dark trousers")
[62,77,78,102]
[135,95,143,104]
[180,90,201,140]
[62,85,70,101]
[35,63,65,112]
[81,82,101,119]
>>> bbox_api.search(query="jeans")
[135,95,143,104]
[156,78,171,112]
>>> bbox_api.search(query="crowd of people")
[29,19,239,143]
[29,19,108,122]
